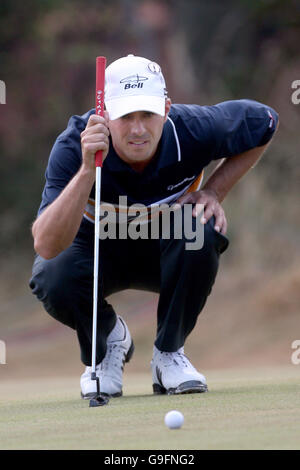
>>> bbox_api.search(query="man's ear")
[164,98,172,122]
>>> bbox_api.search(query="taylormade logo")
[0,340,6,364]
[167,176,196,191]
[0,80,6,104]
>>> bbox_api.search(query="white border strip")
[167,116,181,162]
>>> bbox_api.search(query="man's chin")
[126,147,152,160]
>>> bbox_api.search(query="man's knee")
[29,249,91,328]
[30,253,74,300]
[181,217,228,291]
[166,214,229,255]
[202,216,229,254]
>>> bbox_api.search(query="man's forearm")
[32,166,95,259]
[202,143,270,202]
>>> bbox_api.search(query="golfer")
[30,55,278,398]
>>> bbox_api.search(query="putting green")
[0,367,299,449]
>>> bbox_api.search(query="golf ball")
[164,410,184,429]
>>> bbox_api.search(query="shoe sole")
[153,380,208,395]
[81,340,135,399]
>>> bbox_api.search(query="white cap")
[105,54,167,120]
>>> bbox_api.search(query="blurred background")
[0,0,299,382]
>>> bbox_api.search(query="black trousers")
[29,214,229,366]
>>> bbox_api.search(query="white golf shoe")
[151,345,208,395]
[80,316,134,398]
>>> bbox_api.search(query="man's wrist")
[79,164,96,181]
[202,186,222,202]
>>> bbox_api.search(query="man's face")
[108,99,171,172]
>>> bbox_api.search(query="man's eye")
[144,112,154,118]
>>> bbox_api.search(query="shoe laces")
[99,343,126,372]
[159,348,195,370]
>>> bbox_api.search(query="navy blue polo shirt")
[38,100,278,233]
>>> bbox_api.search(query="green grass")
[0,368,299,449]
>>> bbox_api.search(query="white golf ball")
[164,410,184,429]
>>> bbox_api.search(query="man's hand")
[176,189,227,234]
[80,111,110,170]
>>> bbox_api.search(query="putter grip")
[95,56,106,168]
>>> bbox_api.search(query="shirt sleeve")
[171,100,278,166]
[206,99,279,159]
[37,140,82,216]
[37,111,93,216]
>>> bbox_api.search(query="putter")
[89,56,109,408]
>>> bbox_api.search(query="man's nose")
[130,119,146,136]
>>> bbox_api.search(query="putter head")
[89,394,109,407]
[89,371,109,406]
